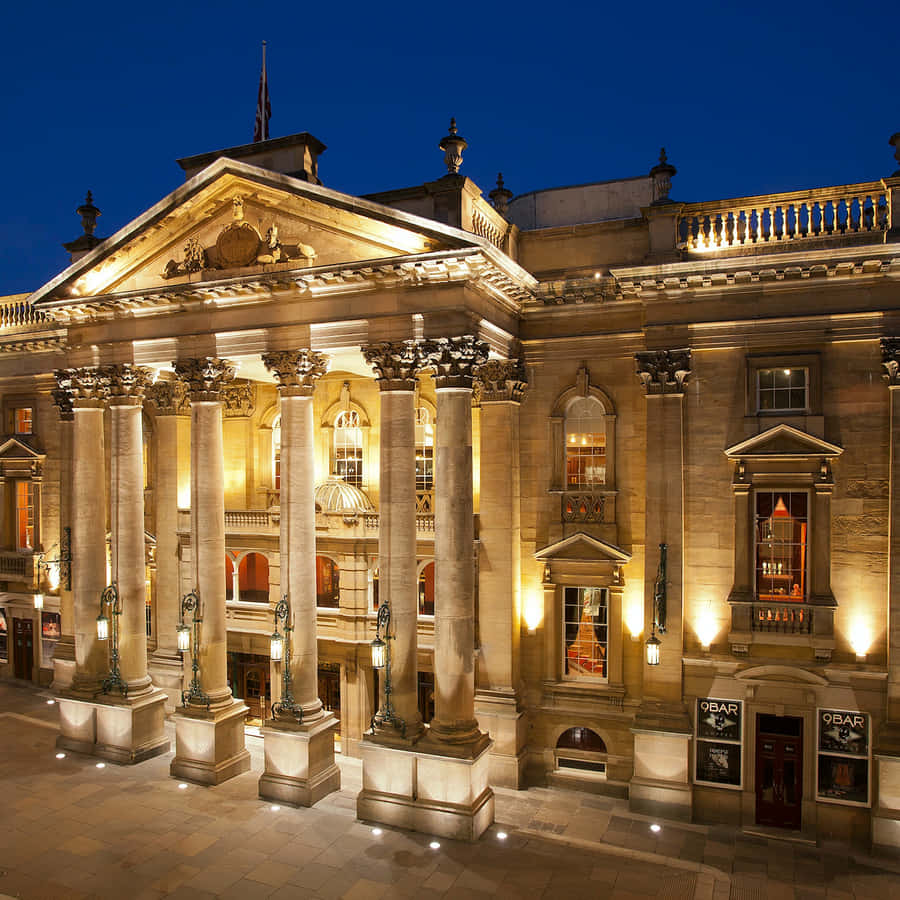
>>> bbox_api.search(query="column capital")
[102,364,154,405]
[421,335,489,389]
[56,366,111,408]
[173,357,235,401]
[362,341,424,391]
[223,381,256,417]
[881,337,900,386]
[635,348,692,395]
[476,358,528,402]
[262,349,329,396]
[145,379,189,416]
[52,371,75,421]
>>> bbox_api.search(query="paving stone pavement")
[0,681,897,899]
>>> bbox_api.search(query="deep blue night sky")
[0,0,894,294]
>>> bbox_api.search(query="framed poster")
[816,709,870,807]
[41,611,61,640]
[695,697,743,789]
[0,608,7,661]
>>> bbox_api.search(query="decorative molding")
[103,364,154,405]
[55,366,111,408]
[421,335,489,389]
[51,372,75,421]
[172,357,235,401]
[145,379,189,416]
[222,381,256,417]
[475,358,528,402]
[881,337,900,386]
[635,349,692,395]
[362,341,424,391]
[262,349,329,396]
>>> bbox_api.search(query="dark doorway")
[756,714,803,829]
[227,652,270,720]
[13,617,34,680]
[318,662,341,725]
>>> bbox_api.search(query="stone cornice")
[635,349,692,395]
[173,357,235,401]
[475,358,528,402]
[422,335,489,389]
[362,341,425,391]
[262,350,330,397]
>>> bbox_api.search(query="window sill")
[543,680,626,709]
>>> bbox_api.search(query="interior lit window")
[563,586,607,679]
[272,414,281,490]
[333,410,363,487]
[755,492,808,601]
[757,368,809,412]
[14,408,33,434]
[16,481,34,550]
[418,562,435,616]
[316,555,340,608]
[565,397,606,489]
[415,407,434,494]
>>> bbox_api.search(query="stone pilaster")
[629,349,693,821]
[169,357,250,785]
[50,380,75,691]
[362,341,425,742]
[259,349,340,807]
[474,358,528,787]
[146,379,188,712]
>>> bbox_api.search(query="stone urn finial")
[439,117,468,175]
[650,148,677,205]
[77,191,101,236]
[489,173,513,216]
[889,133,900,176]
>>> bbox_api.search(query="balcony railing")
[678,181,889,252]
[224,509,274,529]
[751,603,811,636]
[0,551,37,584]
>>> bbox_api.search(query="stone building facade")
[2,124,900,846]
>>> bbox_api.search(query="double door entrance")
[13,617,34,681]
[755,714,803,830]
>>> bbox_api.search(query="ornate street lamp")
[178,589,210,709]
[645,542,667,667]
[645,626,661,666]
[97,583,127,695]
[37,526,72,591]
[270,594,302,721]
[370,600,405,735]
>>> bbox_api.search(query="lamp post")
[178,589,210,710]
[97,583,127,695]
[37,526,72,592]
[270,594,302,722]
[645,542,667,666]
[370,600,405,735]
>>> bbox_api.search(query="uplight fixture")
[429,841,440,850]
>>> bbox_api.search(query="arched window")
[239,553,269,603]
[333,410,363,487]
[272,414,281,490]
[316,556,340,608]
[555,727,608,778]
[565,396,606,489]
[418,562,435,616]
[415,407,434,495]
[225,555,236,601]
[556,727,607,752]
[370,565,379,611]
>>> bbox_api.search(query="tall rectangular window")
[563,586,607,679]
[755,491,808,601]
[14,407,32,434]
[757,368,809,413]
[333,410,363,488]
[16,481,34,550]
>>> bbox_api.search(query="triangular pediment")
[534,532,631,563]
[29,158,501,306]
[725,424,843,459]
[0,436,44,460]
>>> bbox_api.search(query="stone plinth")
[474,690,527,789]
[873,742,900,852]
[94,690,169,764]
[170,700,251,785]
[148,650,185,714]
[357,736,494,841]
[629,727,693,821]
[258,713,341,807]
[56,695,98,755]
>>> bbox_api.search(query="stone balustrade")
[224,509,274,529]
[678,181,889,252]
[0,551,36,583]
[0,298,47,330]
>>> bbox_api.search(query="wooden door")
[13,618,33,681]
[756,715,803,829]
[243,665,269,719]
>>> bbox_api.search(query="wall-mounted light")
[523,592,544,634]
[37,526,72,592]
[176,623,191,653]
[849,618,872,663]
[645,543,667,666]
[33,593,44,611]
[646,627,661,666]
[695,602,717,651]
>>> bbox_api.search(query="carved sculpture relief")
[635,349,692,394]
[222,381,256,417]
[362,341,425,390]
[172,357,235,401]
[262,349,330,396]
[421,335,489,389]
[475,358,528,402]
[145,379,189,416]
[881,337,900,386]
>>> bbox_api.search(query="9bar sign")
[817,708,870,807]
[697,698,741,742]
[695,698,743,789]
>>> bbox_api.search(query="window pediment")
[535,532,631,564]
[725,424,842,461]
[0,436,43,460]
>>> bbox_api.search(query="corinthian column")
[258,350,340,806]
[169,357,250,785]
[423,336,489,748]
[362,341,425,741]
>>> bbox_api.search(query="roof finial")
[489,172,513,216]
[889,132,900,176]
[439,117,467,176]
[650,148,677,205]
[77,191,101,236]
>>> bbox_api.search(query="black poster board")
[695,697,743,789]
[816,708,870,807]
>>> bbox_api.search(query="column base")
[258,712,341,807]
[357,733,495,841]
[51,635,76,692]
[94,688,170,764]
[475,689,527,789]
[170,699,251,785]
[630,706,693,821]
[56,694,98,755]
[148,649,185,714]
[872,739,900,853]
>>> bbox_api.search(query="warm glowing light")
[497,831,508,840]
[33,593,44,611]
[372,827,383,836]
[178,783,188,790]
[47,563,60,591]
[96,614,110,641]
[46,699,55,705]
[783,369,791,377]
[650,824,661,833]
[625,592,643,640]
[695,604,718,650]
[96,762,106,769]
[523,593,544,634]
[270,631,284,663]
[270,805,281,812]
[177,624,191,652]
[55,752,65,759]
[646,633,661,666]
[429,841,441,850]
[849,618,872,659]
[371,636,386,669]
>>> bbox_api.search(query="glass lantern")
[176,623,191,653]
[645,633,661,666]
[33,593,44,611]
[96,613,110,641]
[371,635,386,669]
[270,630,284,663]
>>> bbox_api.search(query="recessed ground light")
[46,699,55,705]
[95,762,106,769]
[497,831,508,840]
[372,828,383,836]
[178,783,188,790]
[55,752,65,760]
[270,805,281,812]
[429,841,441,850]
[650,824,661,833]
